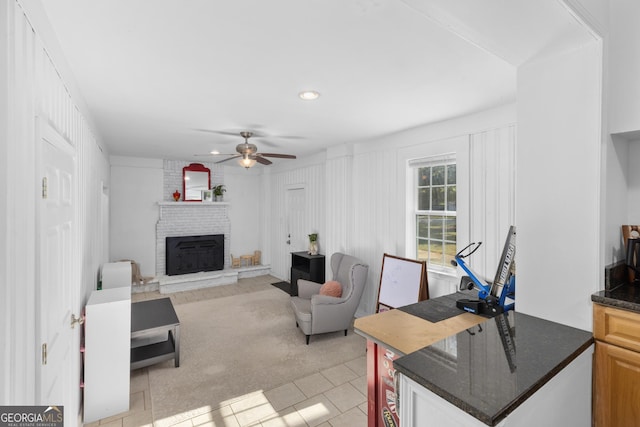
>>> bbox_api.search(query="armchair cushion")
[319,280,342,297]
[291,299,312,323]
[311,294,342,305]
[297,279,322,299]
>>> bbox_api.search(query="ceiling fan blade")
[258,153,297,159]
[254,156,272,165]
[259,134,305,141]
[194,128,305,140]
[242,129,305,140]
[194,152,238,157]
[192,129,239,137]
[255,139,279,148]
[215,155,241,164]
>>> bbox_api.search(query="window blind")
[408,153,456,169]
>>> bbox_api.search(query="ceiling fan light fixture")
[239,156,256,169]
[209,131,295,168]
[299,90,320,101]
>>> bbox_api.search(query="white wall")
[225,166,265,258]
[350,107,516,315]
[564,0,609,35]
[108,157,264,276]
[602,135,630,265]
[469,126,517,281]
[2,0,110,417]
[626,141,640,223]
[324,144,353,260]
[0,0,10,403]
[109,156,163,276]
[265,105,517,316]
[266,157,326,281]
[609,0,640,133]
[516,41,602,330]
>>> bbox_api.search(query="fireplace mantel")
[158,201,229,206]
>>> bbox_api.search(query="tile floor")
[85,276,369,427]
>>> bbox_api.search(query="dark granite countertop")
[591,283,640,313]
[393,310,593,426]
[593,261,640,312]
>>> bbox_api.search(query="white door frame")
[285,184,307,281]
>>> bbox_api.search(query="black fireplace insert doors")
[166,234,224,276]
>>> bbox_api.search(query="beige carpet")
[147,286,366,423]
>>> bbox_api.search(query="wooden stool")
[240,255,254,267]
[253,250,261,265]
[231,254,241,268]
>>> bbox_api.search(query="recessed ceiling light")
[299,90,320,101]
[210,150,220,155]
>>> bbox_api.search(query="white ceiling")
[37,0,592,163]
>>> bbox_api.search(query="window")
[411,155,456,270]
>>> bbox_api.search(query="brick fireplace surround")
[156,202,231,275]
[154,202,268,293]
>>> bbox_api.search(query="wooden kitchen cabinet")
[593,304,640,427]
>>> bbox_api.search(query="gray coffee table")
[130,297,180,370]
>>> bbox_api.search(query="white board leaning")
[377,254,428,312]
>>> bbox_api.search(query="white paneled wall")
[268,163,326,280]
[3,0,109,412]
[352,149,400,315]
[516,41,601,330]
[324,153,353,258]
[469,125,517,283]
[265,120,516,318]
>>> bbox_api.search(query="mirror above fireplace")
[183,163,210,201]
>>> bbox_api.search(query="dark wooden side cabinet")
[290,251,325,296]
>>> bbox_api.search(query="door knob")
[71,313,84,329]
[286,240,291,245]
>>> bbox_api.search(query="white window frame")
[410,154,457,273]
[400,135,469,281]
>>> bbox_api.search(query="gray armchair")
[290,252,368,344]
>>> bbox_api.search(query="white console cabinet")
[83,287,131,423]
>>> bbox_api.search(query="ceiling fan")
[208,131,297,169]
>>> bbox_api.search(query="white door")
[37,120,80,422]
[286,187,306,281]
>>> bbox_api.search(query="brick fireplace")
[156,202,231,275]
[154,201,269,293]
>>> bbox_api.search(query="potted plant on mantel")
[212,185,226,202]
